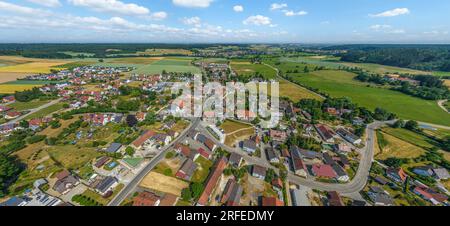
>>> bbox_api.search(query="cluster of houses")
[366,166,449,206]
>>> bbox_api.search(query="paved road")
[1,98,62,125]
[108,118,200,206]
[198,120,391,195]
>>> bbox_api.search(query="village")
[1,56,448,207]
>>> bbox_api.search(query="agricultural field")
[0,84,42,93]
[135,48,192,56]
[286,70,450,126]
[139,171,189,196]
[375,131,426,160]
[381,127,437,149]
[131,58,200,74]
[230,60,276,79]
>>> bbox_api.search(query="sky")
[0,0,449,43]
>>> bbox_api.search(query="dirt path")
[437,100,449,113]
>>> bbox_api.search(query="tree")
[0,154,23,197]
[126,114,138,127]
[404,120,419,131]
[19,120,29,129]
[125,146,135,156]
[392,120,405,128]
[190,182,204,200]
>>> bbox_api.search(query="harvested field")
[0,72,30,83]
[139,172,189,196]
[375,132,426,160]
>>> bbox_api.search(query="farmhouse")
[242,139,257,154]
[132,130,156,149]
[252,165,267,180]
[290,147,308,178]
[132,191,161,206]
[336,128,362,145]
[315,124,336,143]
[221,179,243,206]
[312,164,337,179]
[176,159,197,181]
[270,129,287,142]
[52,170,79,195]
[261,197,284,206]
[197,157,228,206]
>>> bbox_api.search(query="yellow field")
[375,132,426,160]
[139,172,188,196]
[0,84,41,93]
[0,62,70,73]
[278,80,322,101]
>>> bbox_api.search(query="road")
[198,120,392,195]
[108,117,200,206]
[1,98,62,125]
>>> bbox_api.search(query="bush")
[27,135,47,144]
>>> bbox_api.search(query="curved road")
[108,118,200,206]
[198,120,391,195]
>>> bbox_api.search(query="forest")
[330,45,450,72]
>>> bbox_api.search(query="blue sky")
[0,0,449,43]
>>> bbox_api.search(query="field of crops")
[0,84,41,93]
[287,70,450,126]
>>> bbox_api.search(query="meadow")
[286,70,450,126]
[24,102,65,120]
[9,99,51,111]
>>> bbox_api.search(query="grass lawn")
[81,183,124,206]
[287,70,450,126]
[375,131,426,160]
[192,156,213,183]
[46,145,101,170]
[122,157,143,168]
[24,102,65,120]
[9,99,51,111]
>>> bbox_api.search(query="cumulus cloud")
[243,15,272,26]
[172,0,213,8]
[27,0,61,7]
[270,3,287,11]
[233,5,244,12]
[370,8,410,17]
[148,11,168,20]
[68,0,150,15]
[283,10,307,16]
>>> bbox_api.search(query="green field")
[287,70,450,126]
[9,99,51,111]
[230,60,277,79]
[24,102,64,120]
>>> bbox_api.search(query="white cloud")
[27,0,61,7]
[149,11,167,20]
[270,3,287,11]
[283,10,307,16]
[0,1,48,15]
[172,0,213,8]
[68,0,150,15]
[370,24,405,34]
[243,15,272,26]
[233,5,244,12]
[182,16,201,27]
[370,8,410,17]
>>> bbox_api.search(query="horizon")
[0,0,449,43]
